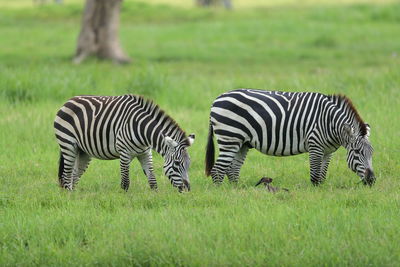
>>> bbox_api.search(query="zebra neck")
[130,98,187,156]
[331,110,361,148]
[329,94,367,140]
[147,125,186,157]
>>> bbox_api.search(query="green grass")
[1,1,400,266]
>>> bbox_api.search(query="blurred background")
[1,0,399,104]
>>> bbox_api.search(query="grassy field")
[1,0,400,266]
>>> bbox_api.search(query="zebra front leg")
[227,146,249,183]
[137,150,157,190]
[308,148,324,186]
[319,153,333,184]
[119,151,133,191]
[72,151,91,189]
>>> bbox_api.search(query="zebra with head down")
[54,94,195,192]
[205,89,375,186]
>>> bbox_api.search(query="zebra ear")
[365,123,371,138]
[188,134,195,146]
[165,136,178,148]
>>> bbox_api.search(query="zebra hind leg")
[72,150,91,189]
[226,146,249,183]
[137,150,157,190]
[211,141,241,184]
[59,147,78,190]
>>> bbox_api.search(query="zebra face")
[345,124,375,186]
[164,134,195,192]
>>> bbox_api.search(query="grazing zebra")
[54,95,195,192]
[205,89,375,186]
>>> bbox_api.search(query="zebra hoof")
[121,184,129,192]
[150,185,158,191]
[63,185,73,191]
[311,180,321,186]
[212,181,223,186]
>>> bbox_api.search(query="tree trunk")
[196,0,232,9]
[73,0,130,64]
[196,0,212,6]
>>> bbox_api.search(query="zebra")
[54,94,195,192]
[205,89,375,186]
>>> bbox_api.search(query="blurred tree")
[195,0,232,9]
[73,0,130,64]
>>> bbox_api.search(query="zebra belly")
[212,120,309,157]
[250,136,308,156]
[74,131,120,160]
[255,144,308,157]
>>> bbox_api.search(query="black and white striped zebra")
[54,95,195,192]
[205,89,375,186]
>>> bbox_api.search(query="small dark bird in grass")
[255,177,289,193]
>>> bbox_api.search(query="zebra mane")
[136,95,190,145]
[329,94,367,136]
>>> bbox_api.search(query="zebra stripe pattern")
[205,89,375,185]
[54,94,195,191]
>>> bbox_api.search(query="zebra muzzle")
[183,179,191,191]
[178,180,190,192]
[362,168,375,186]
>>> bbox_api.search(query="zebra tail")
[205,123,215,176]
[58,152,64,187]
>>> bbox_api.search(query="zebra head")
[163,134,195,192]
[343,123,375,186]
